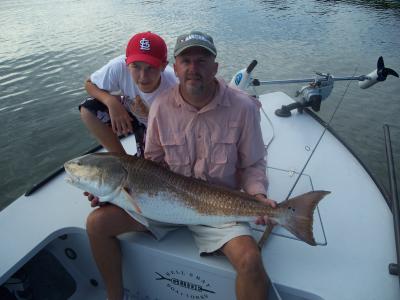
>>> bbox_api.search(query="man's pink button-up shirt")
[145,78,268,196]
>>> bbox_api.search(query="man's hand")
[83,191,105,208]
[254,194,277,226]
[108,98,133,136]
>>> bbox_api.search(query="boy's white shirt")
[90,55,178,124]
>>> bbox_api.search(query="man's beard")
[184,76,204,96]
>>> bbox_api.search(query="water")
[1,0,399,210]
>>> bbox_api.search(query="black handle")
[246,60,258,73]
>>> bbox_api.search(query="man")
[80,31,177,155]
[145,31,276,300]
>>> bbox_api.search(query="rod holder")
[389,263,400,276]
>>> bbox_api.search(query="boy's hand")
[83,191,106,207]
[108,98,133,136]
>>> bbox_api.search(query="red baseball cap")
[125,32,167,68]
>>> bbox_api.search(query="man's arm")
[144,101,165,163]
[237,98,276,225]
[240,156,268,196]
[237,98,268,195]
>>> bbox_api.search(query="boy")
[80,31,177,156]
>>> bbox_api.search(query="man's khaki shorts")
[126,210,253,254]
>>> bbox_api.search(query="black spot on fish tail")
[279,190,330,246]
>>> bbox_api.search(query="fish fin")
[258,223,274,249]
[279,190,330,246]
[122,187,142,214]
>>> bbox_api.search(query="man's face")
[174,47,218,97]
[128,61,165,93]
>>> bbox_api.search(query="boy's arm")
[84,79,133,136]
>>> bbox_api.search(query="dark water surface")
[1,0,399,210]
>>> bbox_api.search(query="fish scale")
[124,156,271,218]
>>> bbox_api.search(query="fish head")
[64,153,127,197]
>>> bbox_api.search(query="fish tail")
[279,190,330,246]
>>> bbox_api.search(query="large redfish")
[64,153,329,245]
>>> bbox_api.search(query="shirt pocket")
[159,131,190,166]
[211,121,240,165]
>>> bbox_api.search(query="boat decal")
[234,73,242,85]
[155,270,215,298]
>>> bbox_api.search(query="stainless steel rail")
[384,124,400,284]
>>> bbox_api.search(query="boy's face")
[128,61,166,93]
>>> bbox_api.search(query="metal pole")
[254,78,316,85]
[384,124,400,283]
[332,76,367,81]
[253,75,366,86]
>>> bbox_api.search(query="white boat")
[0,59,399,300]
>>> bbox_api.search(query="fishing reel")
[229,57,398,117]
